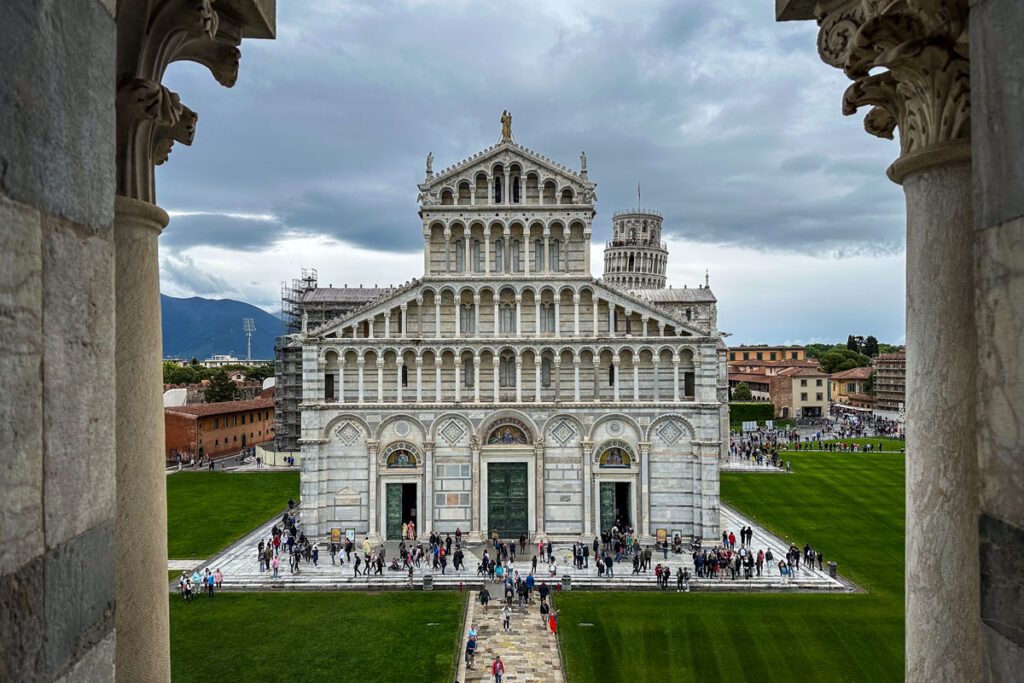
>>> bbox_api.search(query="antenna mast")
[243,318,255,361]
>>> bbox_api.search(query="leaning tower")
[602,209,668,289]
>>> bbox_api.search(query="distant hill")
[161,294,281,361]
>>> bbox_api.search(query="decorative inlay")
[486,418,530,445]
[550,419,578,446]
[394,420,410,437]
[382,440,419,468]
[608,420,623,434]
[439,419,467,446]
[334,421,361,445]
[656,420,684,445]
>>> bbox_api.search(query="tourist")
[480,586,491,609]
[465,632,477,669]
[214,567,223,588]
[765,548,774,572]
[548,608,559,634]
[206,569,215,597]
[502,604,512,632]
[492,655,505,683]
[540,597,550,625]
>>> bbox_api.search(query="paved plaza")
[171,502,848,594]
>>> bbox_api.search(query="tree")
[732,382,753,401]
[863,335,880,357]
[204,370,240,403]
[846,335,859,352]
[819,348,871,374]
[245,363,275,382]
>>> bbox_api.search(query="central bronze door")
[487,462,528,538]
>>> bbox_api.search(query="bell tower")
[602,209,668,289]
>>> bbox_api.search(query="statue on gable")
[500,110,512,141]
[580,151,587,174]
[425,152,433,177]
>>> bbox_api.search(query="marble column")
[493,356,500,403]
[632,358,640,402]
[396,362,403,403]
[114,197,170,682]
[434,299,441,337]
[789,3,980,679]
[493,299,499,336]
[593,298,600,336]
[611,355,620,402]
[515,356,523,403]
[423,442,434,534]
[639,442,651,537]
[534,442,546,537]
[484,227,491,274]
[435,361,442,402]
[573,359,581,402]
[471,445,481,536]
[415,358,423,403]
[515,295,522,337]
[535,362,542,403]
[376,360,384,402]
[444,229,451,273]
[581,441,593,536]
[554,298,561,338]
[454,301,461,336]
[553,358,561,402]
[474,356,481,403]
[357,358,366,403]
[454,360,461,403]
[465,231,471,273]
[573,294,580,335]
[339,360,346,403]
[367,440,379,539]
[400,304,407,338]
[423,233,431,273]
[672,358,680,402]
[384,312,390,338]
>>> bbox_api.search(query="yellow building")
[830,366,874,408]
[727,345,805,363]
[771,367,829,419]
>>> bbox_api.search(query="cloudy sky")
[158,0,907,345]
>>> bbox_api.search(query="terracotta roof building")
[164,397,274,462]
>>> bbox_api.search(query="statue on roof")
[580,151,587,173]
[500,110,512,141]
[425,152,433,177]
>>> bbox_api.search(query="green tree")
[204,370,241,403]
[846,335,859,352]
[731,382,753,401]
[245,364,275,382]
[819,347,871,374]
[863,335,880,357]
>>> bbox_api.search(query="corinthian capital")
[814,0,970,178]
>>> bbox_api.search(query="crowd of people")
[176,566,223,601]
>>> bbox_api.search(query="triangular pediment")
[421,141,592,194]
[309,277,712,340]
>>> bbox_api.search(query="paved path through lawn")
[457,591,564,683]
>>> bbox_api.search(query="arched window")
[534,239,543,271]
[608,364,615,386]
[628,253,634,270]
[463,357,474,387]
[686,308,693,321]
[493,176,503,203]
[550,240,561,271]
[511,240,521,271]
[495,238,504,272]
[460,304,475,335]
[512,177,521,203]
[541,358,552,387]
[401,364,408,387]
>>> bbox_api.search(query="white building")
[298,116,728,544]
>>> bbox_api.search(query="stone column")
[553,358,562,402]
[535,299,542,335]
[357,358,366,403]
[524,236,531,275]
[423,442,434,534]
[785,3,979,679]
[534,442,546,537]
[632,357,640,402]
[454,301,461,336]
[535,362,542,403]
[493,299,500,336]
[338,360,346,403]
[416,297,423,336]
[641,316,649,337]
[653,360,660,401]
[491,356,500,402]
[543,228,550,273]
[444,227,451,273]
[611,354,620,402]
[434,360,442,402]
[515,294,522,337]
[573,294,580,335]
[374,359,384,402]
[415,358,423,403]
[471,445,481,536]
[672,357,680,402]
[454,360,461,402]
[593,298,600,336]
[609,306,616,338]
[639,442,651,537]
[423,232,431,273]
[573,358,581,402]
[435,299,441,337]
[473,294,481,336]
[583,229,592,273]
[465,231,472,273]
[474,355,481,402]
[515,356,523,403]
[581,440,593,536]
[367,440,379,540]
[554,298,561,338]
[396,361,403,404]
[504,171,511,205]
[367,315,375,339]
[400,303,407,338]
[384,312,391,338]
[114,196,170,682]
[484,226,491,274]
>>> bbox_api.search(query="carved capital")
[814,0,970,176]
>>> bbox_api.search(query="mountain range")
[161,294,282,361]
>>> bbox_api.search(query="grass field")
[166,471,299,559]
[557,451,905,682]
[170,592,465,682]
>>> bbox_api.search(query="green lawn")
[166,471,299,559]
[170,592,464,682]
[558,452,905,682]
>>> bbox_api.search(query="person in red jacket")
[491,655,505,682]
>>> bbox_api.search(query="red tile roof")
[831,366,873,380]
[165,397,273,418]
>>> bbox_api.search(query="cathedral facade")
[298,120,727,544]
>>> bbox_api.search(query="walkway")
[457,591,564,683]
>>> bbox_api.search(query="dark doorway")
[487,462,528,538]
[386,483,417,540]
[600,481,632,531]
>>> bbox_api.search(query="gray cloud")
[155,0,905,257]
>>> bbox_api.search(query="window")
[499,354,516,387]
[729,352,736,360]
[847,382,856,392]
[534,239,543,271]
[435,492,471,507]
[816,379,823,386]
[756,352,763,360]
[401,364,408,387]
[684,371,695,396]
[816,393,823,401]
[495,238,504,272]
[608,365,615,387]
[215,439,219,446]
[233,435,237,442]
[511,240,521,271]
[500,304,515,333]
[791,352,798,359]
[770,352,777,360]
[800,379,808,387]
[541,358,552,387]
[550,239,561,271]
[540,303,555,333]
[463,357,474,387]
[743,352,750,360]
[686,308,693,321]
[800,392,808,401]
[471,240,482,272]
[460,304,475,335]
[512,176,520,203]
[454,240,466,272]
[493,176,502,203]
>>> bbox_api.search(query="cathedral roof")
[422,140,594,194]
[300,287,391,305]
[630,287,717,303]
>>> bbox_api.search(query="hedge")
[729,402,775,424]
